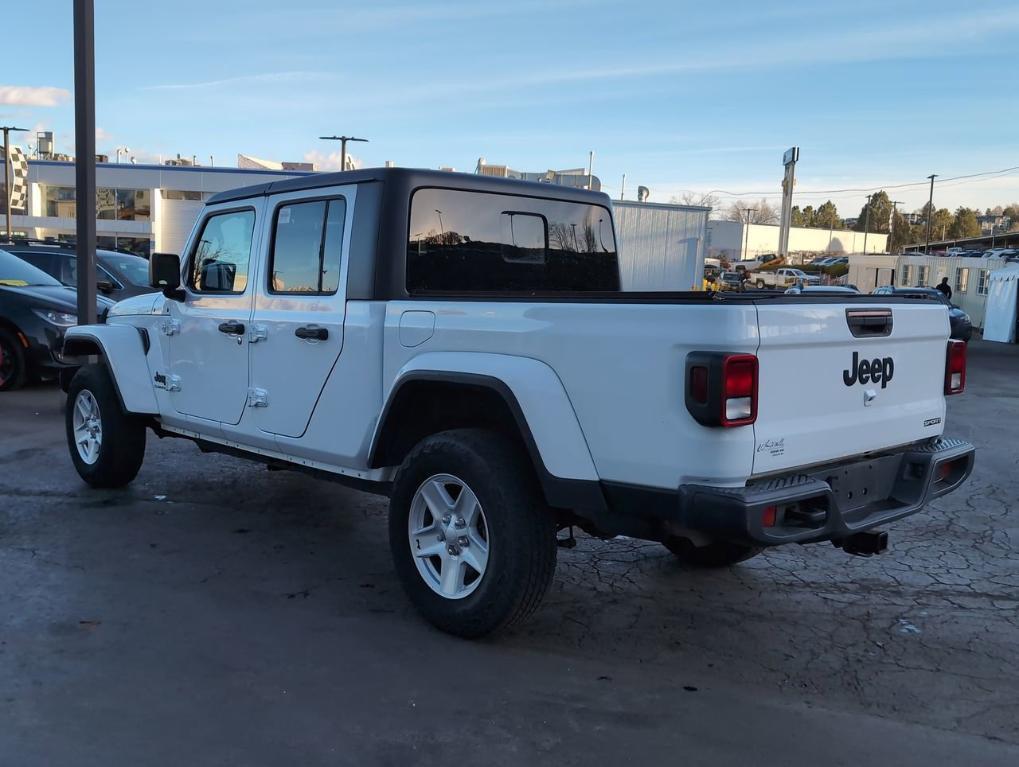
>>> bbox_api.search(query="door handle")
[295,325,328,341]
[218,321,246,335]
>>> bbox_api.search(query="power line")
[696,163,1019,198]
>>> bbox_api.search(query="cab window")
[268,197,346,294]
[187,209,255,293]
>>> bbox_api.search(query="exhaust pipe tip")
[835,530,888,557]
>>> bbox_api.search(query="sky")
[3,0,1019,218]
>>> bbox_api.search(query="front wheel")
[755,279,766,289]
[388,429,557,638]
[66,364,147,488]
[0,327,27,391]
[664,538,763,567]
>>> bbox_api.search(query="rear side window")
[407,188,619,294]
[268,197,346,294]
[188,209,255,293]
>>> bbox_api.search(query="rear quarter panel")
[382,300,761,490]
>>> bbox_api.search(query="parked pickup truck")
[751,267,820,289]
[62,168,975,638]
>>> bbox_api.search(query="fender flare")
[63,325,159,415]
[372,352,605,512]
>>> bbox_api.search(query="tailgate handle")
[846,308,892,338]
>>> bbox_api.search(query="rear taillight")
[685,352,758,427]
[944,339,966,395]
[721,354,758,426]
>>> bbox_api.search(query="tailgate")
[752,301,949,476]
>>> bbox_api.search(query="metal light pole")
[115,146,131,164]
[0,125,28,241]
[319,135,368,172]
[434,209,444,237]
[74,0,97,325]
[587,150,594,191]
[924,174,937,254]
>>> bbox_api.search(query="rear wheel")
[0,327,27,391]
[389,428,557,638]
[66,364,146,488]
[664,538,763,567]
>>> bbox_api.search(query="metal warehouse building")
[614,200,708,291]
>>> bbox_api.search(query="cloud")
[143,71,333,92]
[350,6,1019,108]
[95,127,112,143]
[0,85,70,107]
[303,149,364,171]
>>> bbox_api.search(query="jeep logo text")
[843,351,894,389]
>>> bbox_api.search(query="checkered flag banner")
[3,146,28,211]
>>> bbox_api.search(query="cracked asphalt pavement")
[2,339,1018,765]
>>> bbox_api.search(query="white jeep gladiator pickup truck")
[62,168,975,637]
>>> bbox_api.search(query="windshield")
[0,249,63,287]
[100,252,150,286]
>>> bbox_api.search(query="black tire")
[389,428,557,638]
[66,364,146,488]
[0,327,27,391]
[755,279,766,289]
[664,538,763,567]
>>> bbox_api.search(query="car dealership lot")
[2,340,1018,766]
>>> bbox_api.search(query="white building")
[1,160,708,291]
[1,159,311,257]
[707,220,888,263]
[848,253,1008,329]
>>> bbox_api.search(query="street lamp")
[434,209,444,237]
[115,146,131,164]
[318,135,368,172]
[0,125,29,241]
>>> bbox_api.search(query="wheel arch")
[63,325,159,414]
[369,355,605,514]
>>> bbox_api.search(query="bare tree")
[671,191,720,212]
[724,198,779,225]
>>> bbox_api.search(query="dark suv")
[871,286,973,341]
[0,249,114,390]
[3,241,154,302]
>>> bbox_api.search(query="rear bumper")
[674,438,974,546]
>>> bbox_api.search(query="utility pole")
[319,135,368,172]
[73,0,97,325]
[741,208,756,262]
[924,174,937,254]
[620,173,625,201]
[890,200,904,253]
[587,150,595,191]
[862,194,873,254]
[0,125,28,242]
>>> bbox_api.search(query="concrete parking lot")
[2,339,1018,766]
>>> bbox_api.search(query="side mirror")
[97,278,116,294]
[150,252,184,300]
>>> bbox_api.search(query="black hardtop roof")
[205,166,613,207]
